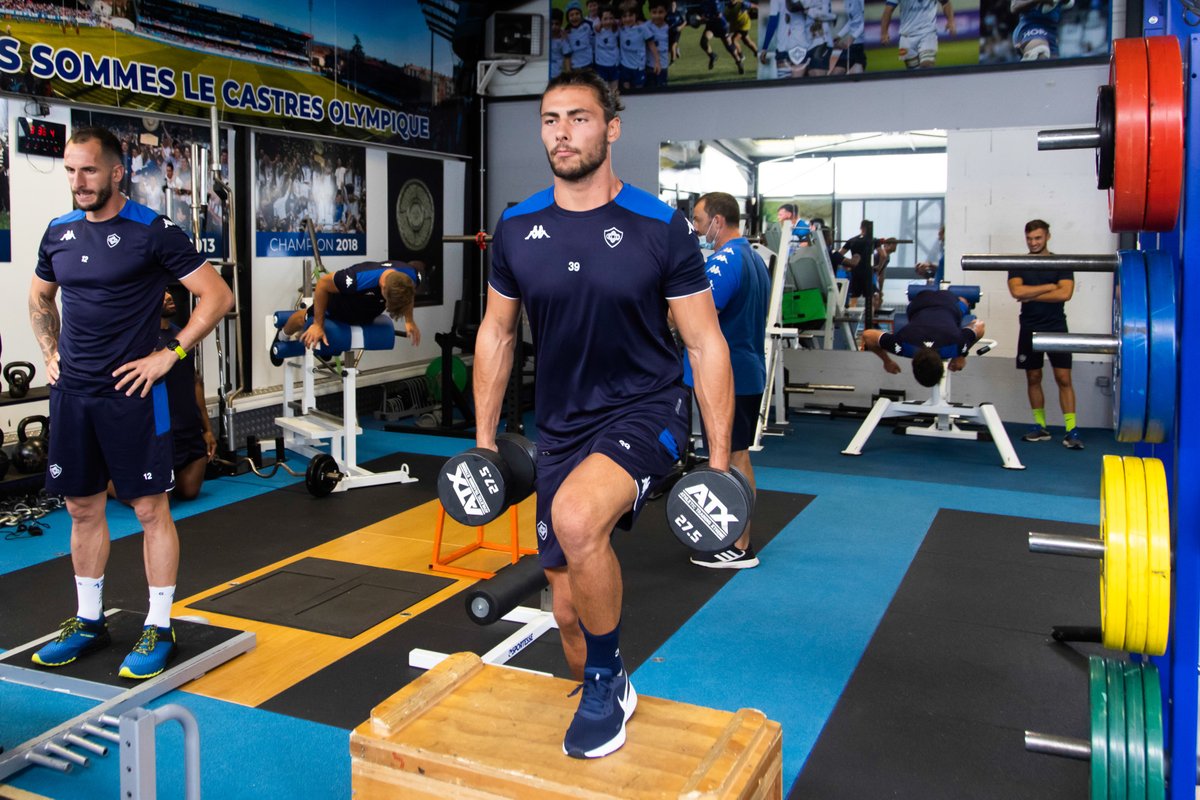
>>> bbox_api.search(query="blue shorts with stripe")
[534,384,690,569]
[46,385,176,500]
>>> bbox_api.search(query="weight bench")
[270,311,419,495]
[841,284,1025,470]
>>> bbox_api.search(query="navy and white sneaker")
[562,666,637,759]
[690,544,759,569]
[1021,425,1052,442]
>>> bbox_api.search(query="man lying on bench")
[861,288,986,387]
[274,260,423,360]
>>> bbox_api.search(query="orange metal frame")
[430,503,536,580]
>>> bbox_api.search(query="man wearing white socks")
[27,126,232,679]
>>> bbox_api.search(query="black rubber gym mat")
[0,610,246,686]
[259,489,813,728]
[192,557,453,638]
[790,509,1099,800]
[0,452,445,649]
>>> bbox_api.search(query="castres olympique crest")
[603,227,623,248]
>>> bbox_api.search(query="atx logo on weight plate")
[445,461,492,517]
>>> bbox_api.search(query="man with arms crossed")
[28,127,233,679]
[1007,218,1082,449]
[474,69,733,759]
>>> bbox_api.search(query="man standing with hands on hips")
[473,69,734,759]
[28,126,233,679]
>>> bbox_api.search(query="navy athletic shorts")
[173,426,208,471]
[47,385,176,499]
[534,385,689,569]
[1017,320,1072,371]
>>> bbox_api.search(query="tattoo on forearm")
[29,294,60,359]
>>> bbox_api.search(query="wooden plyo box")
[350,652,783,799]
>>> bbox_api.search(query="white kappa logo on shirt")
[59,230,75,241]
[603,227,623,248]
[106,233,121,248]
[525,225,550,240]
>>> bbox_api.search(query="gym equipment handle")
[1031,332,1119,354]
[960,253,1119,272]
[1036,128,1103,151]
[1028,531,1106,558]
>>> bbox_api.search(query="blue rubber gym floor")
[0,414,1130,798]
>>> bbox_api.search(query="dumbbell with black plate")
[4,361,35,399]
[665,465,755,552]
[438,433,538,526]
[14,415,49,474]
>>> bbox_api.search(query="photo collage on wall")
[254,133,366,258]
[71,110,228,260]
[549,0,1110,89]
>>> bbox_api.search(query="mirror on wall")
[659,130,947,308]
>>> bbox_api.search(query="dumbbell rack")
[1145,11,1199,800]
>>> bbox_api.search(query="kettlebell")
[14,415,49,475]
[4,361,35,399]
[0,423,8,480]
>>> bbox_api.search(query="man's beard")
[547,139,608,181]
[76,182,113,212]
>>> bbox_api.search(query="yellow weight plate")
[1121,457,1148,653]
[1142,458,1171,656]
[1101,455,1128,650]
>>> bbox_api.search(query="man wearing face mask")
[683,192,770,568]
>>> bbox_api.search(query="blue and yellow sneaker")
[563,666,637,759]
[31,616,111,667]
[118,626,175,679]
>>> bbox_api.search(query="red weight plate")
[1109,38,1149,233]
[1143,36,1184,231]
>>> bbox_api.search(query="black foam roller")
[465,555,548,625]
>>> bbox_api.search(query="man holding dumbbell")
[27,126,232,679]
[862,289,985,387]
[683,191,769,569]
[473,70,733,759]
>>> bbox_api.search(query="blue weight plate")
[1142,250,1177,444]
[1113,250,1149,442]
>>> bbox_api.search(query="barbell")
[1036,36,1183,232]
[1025,656,1168,800]
[961,249,1177,444]
[1029,455,1170,656]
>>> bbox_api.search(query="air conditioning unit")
[485,12,544,59]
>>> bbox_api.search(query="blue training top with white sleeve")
[35,199,208,396]
[682,237,770,394]
[488,184,710,452]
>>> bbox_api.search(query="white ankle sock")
[75,575,104,621]
[145,585,176,629]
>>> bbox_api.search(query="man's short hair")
[545,69,624,123]
[383,269,417,321]
[1025,219,1050,234]
[860,218,873,231]
[779,203,797,216]
[648,0,670,10]
[699,191,740,225]
[68,127,123,166]
[912,347,945,388]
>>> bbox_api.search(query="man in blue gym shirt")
[27,126,233,679]
[276,259,423,352]
[474,69,734,759]
[862,289,985,387]
[683,192,770,570]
